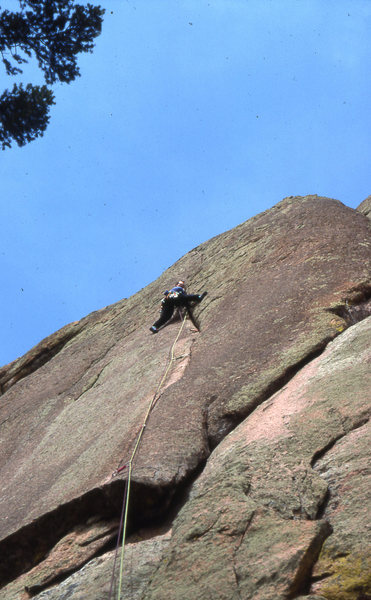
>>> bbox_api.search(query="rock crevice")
[1,196,370,600]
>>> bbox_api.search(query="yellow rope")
[117,461,132,599]
[116,313,188,599]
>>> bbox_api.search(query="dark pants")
[153,295,200,329]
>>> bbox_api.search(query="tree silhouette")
[0,0,104,149]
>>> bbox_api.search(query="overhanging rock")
[0,195,370,598]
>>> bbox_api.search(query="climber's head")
[177,281,186,289]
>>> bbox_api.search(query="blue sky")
[1,0,370,367]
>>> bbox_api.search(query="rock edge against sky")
[0,195,370,599]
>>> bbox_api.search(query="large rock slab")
[143,317,371,600]
[30,530,171,600]
[0,517,119,599]
[0,196,370,592]
[311,422,370,599]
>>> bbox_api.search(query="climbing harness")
[161,290,181,305]
[167,291,181,300]
[108,312,188,600]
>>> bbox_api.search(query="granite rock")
[0,196,370,599]
[142,317,370,599]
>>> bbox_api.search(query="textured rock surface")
[142,317,371,600]
[0,195,370,599]
[0,518,119,599]
[31,530,171,600]
[357,195,371,219]
[311,422,371,599]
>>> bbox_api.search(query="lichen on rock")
[0,195,370,600]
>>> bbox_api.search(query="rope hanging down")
[108,312,188,600]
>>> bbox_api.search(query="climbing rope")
[108,313,188,600]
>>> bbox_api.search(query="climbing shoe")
[198,292,208,301]
[150,326,158,334]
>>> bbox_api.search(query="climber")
[150,281,207,333]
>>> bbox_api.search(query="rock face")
[143,316,370,600]
[28,530,172,600]
[357,195,371,219]
[0,195,370,600]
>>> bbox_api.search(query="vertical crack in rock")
[291,422,368,599]
[314,489,331,521]
[202,395,219,455]
[232,511,255,599]
[286,521,333,599]
[2,317,368,598]
[4,317,366,595]
[305,418,371,598]
[0,270,371,598]
[232,564,242,600]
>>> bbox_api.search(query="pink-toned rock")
[30,530,171,600]
[310,421,371,600]
[0,518,118,599]
[0,196,370,598]
[143,318,371,600]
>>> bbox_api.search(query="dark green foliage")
[0,83,55,149]
[0,0,104,149]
